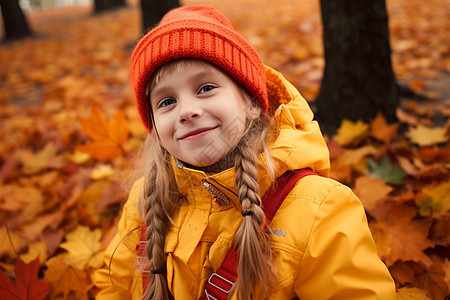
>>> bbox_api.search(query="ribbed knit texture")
[130,6,268,132]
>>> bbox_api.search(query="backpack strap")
[203,168,318,300]
[137,169,318,297]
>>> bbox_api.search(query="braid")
[232,119,277,299]
[142,174,170,300]
[138,133,178,300]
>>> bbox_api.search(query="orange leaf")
[76,107,130,160]
[44,254,92,298]
[353,174,393,211]
[370,113,399,144]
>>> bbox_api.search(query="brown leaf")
[369,204,434,267]
[353,175,393,211]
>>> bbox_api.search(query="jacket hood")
[172,65,330,203]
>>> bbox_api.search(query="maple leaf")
[415,182,450,217]
[406,125,448,147]
[396,287,432,300]
[76,107,130,160]
[59,225,103,269]
[366,156,407,185]
[353,174,393,211]
[369,204,434,267]
[20,142,64,175]
[370,112,399,144]
[44,254,92,298]
[0,183,44,225]
[0,258,50,300]
[333,119,369,146]
[0,227,26,258]
[444,260,450,292]
[19,241,48,265]
[91,164,115,180]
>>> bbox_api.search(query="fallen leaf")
[407,125,448,147]
[333,119,369,146]
[365,156,407,185]
[44,254,92,298]
[76,107,129,160]
[91,164,115,180]
[396,287,432,300]
[59,225,102,269]
[20,241,48,265]
[0,258,50,300]
[370,112,399,144]
[415,182,450,217]
[20,142,64,175]
[369,204,434,267]
[444,259,450,291]
[353,174,393,211]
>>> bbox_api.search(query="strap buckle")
[204,272,234,299]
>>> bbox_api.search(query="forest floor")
[0,0,449,299]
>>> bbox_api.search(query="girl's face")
[150,61,260,167]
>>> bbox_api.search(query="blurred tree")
[315,0,399,133]
[140,0,179,33]
[0,0,33,41]
[94,0,126,13]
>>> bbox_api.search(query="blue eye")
[198,85,215,94]
[158,98,176,108]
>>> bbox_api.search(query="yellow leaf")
[66,151,91,164]
[91,164,115,180]
[334,119,369,146]
[0,227,27,257]
[415,182,450,216]
[20,142,63,175]
[59,225,102,269]
[45,254,92,298]
[397,287,432,300]
[407,125,448,147]
[20,241,48,264]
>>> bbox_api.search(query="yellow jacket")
[92,66,396,299]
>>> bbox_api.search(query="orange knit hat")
[130,6,268,132]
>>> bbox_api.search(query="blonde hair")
[138,59,277,300]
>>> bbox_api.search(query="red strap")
[203,169,318,300]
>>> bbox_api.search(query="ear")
[246,103,262,120]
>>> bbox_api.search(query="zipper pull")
[203,180,230,206]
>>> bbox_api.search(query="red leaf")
[0,258,49,300]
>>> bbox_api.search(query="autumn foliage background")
[0,0,449,299]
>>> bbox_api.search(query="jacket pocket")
[271,240,303,291]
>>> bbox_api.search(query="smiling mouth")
[179,126,218,141]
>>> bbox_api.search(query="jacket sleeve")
[92,179,144,300]
[294,183,397,300]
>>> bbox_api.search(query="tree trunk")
[140,0,179,33]
[0,0,32,41]
[314,0,399,133]
[94,0,126,13]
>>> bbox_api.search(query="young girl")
[93,5,397,300]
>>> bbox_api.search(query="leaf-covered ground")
[0,0,449,299]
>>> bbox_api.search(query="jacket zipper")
[202,179,231,206]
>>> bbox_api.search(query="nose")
[178,99,201,123]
